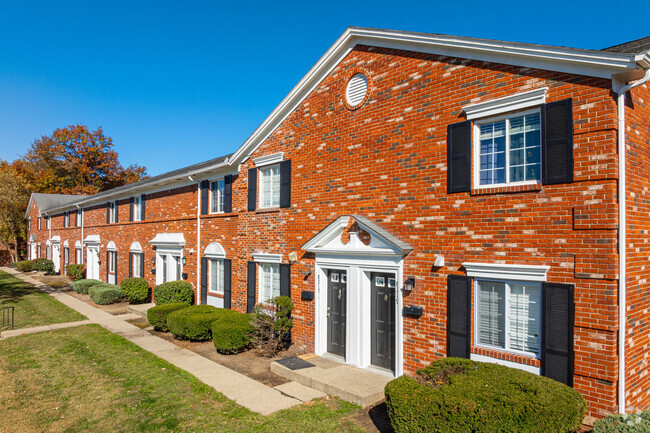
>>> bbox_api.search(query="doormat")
[276,356,315,370]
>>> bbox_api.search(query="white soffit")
[463,262,550,281]
[252,253,282,263]
[83,235,100,244]
[463,87,548,120]
[204,242,226,259]
[149,233,186,247]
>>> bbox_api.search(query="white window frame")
[38,217,41,230]
[210,179,225,214]
[109,201,117,223]
[46,216,51,229]
[258,164,281,209]
[258,262,280,303]
[64,247,69,264]
[133,196,142,221]
[76,247,82,264]
[473,108,542,189]
[133,253,143,278]
[209,258,225,293]
[108,251,116,274]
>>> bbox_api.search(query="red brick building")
[25,28,650,418]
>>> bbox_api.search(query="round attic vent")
[346,73,368,107]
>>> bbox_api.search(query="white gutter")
[77,205,83,265]
[613,67,650,414]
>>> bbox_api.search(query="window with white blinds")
[210,179,225,213]
[259,165,280,208]
[209,259,224,293]
[476,279,541,356]
[259,263,280,302]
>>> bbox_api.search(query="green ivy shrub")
[212,311,254,354]
[153,280,194,305]
[251,296,294,356]
[73,279,102,294]
[66,264,85,281]
[89,283,123,305]
[33,258,55,275]
[384,358,586,433]
[593,411,650,432]
[147,302,190,331]
[120,278,149,304]
[14,260,35,272]
[167,305,233,341]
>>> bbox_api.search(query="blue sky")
[0,1,648,176]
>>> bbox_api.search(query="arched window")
[129,242,144,278]
[204,242,226,295]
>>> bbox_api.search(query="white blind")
[478,280,505,348]
[210,259,224,293]
[509,283,540,353]
[346,73,368,106]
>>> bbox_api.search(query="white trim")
[49,235,61,244]
[253,153,284,167]
[83,234,100,245]
[149,233,186,247]
[130,241,142,253]
[252,253,282,264]
[463,262,549,281]
[63,240,69,247]
[74,240,81,248]
[258,262,281,303]
[470,353,540,375]
[463,88,548,120]
[204,242,226,259]
[209,178,225,214]
[107,241,116,251]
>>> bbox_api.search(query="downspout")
[191,176,201,305]
[77,205,83,265]
[613,68,650,414]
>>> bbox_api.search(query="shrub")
[251,296,294,356]
[147,302,190,331]
[593,411,650,432]
[153,280,194,305]
[167,305,234,341]
[33,258,55,275]
[384,358,586,433]
[212,311,254,354]
[120,278,149,304]
[15,260,34,272]
[66,264,85,281]
[73,279,102,294]
[89,283,123,305]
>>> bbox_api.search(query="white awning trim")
[83,235,100,245]
[107,241,116,251]
[49,236,61,244]
[63,240,69,247]
[252,253,282,263]
[130,241,143,253]
[75,241,82,248]
[462,262,550,282]
[463,87,548,120]
[149,233,186,247]
[204,242,226,259]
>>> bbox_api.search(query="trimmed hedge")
[33,258,55,275]
[66,264,85,281]
[167,305,234,341]
[385,358,586,433]
[89,283,123,305]
[73,279,102,294]
[593,411,650,432]
[120,278,149,304]
[15,260,34,272]
[153,280,194,305]
[212,311,254,354]
[147,302,190,331]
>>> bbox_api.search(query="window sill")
[203,212,236,219]
[256,207,280,214]
[472,345,540,368]
[207,292,224,298]
[471,183,542,196]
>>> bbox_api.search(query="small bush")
[73,279,102,294]
[153,280,194,305]
[212,311,254,354]
[33,258,55,275]
[147,302,190,331]
[120,278,149,304]
[89,283,123,305]
[593,411,650,432]
[66,264,85,281]
[251,296,294,356]
[167,305,234,341]
[384,358,586,433]
[15,260,34,272]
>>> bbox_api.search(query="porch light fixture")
[403,277,416,292]
[182,256,186,265]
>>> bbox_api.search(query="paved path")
[1,319,92,339]
[1,268,304,415]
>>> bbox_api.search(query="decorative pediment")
[83,235,100,245]
[302,215,412,256]
[149,233,185,247]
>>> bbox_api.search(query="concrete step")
[126,303,155,319]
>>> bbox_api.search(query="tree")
[17,124,147,195]
[0,163,30,263]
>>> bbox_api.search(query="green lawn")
[0,325,362,432]
[0,271,85,328]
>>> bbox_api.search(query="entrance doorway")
[156,251,182,285]
[371,272,396,371]
[327,269,347,357]
[52,244,61,274]
[86,246,99,280]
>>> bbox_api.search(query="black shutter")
[447,121,472,193]
[129,252,133,278]
[106,203,110,224]
[115,201,119,223]
[280,264,291,297]
[74,211,77,227]
[140,253,145,278]
[542,98,573,185]
[114,252,117,283]
[129,197,134,221]
[64,212,67,228]
[247,168,257,211]
[224,175,233,213]
[224,259,231,309]
[447,274,472,358]
[541,283,575,386]
[200,257,208,305]
[140,194,146,221]
[247,261,256,313]
[201,180,209,215]
[280,160,291,208]
[106,251,109,282]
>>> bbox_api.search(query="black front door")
[371,272,396,370]
[327,269,347,357]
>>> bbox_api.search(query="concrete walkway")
[1,267,306,415]
[1,319,92,339]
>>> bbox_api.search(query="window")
[37,244,41,257]
[76,247,82,264]
[28,219,31,231]
[109,251,116,273]
[259,165,281,208]
[133,253,143,278]
[174,256,182,281]
[209,259,224,293]
[476,279,541,356]
[109,201,117,223]
[38,217,41,230]
[133,197,141,221]
[64,212,69,228]
[64,247,69,264]
[210,179,225,213]
[475,111,541,187]
[259,263,280,302]
[161,255,168,283]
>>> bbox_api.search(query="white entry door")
[156,251,182,285]
[52,244,61,273]
[30,244,37,260]
[86,247,100,280]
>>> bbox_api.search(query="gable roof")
[25,193,87,218]
[603,36,650,54]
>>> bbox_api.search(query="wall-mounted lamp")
[182,257,187,265]
[150,257,155,266]
[403,277,416,292]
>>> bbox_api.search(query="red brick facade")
[25,31,650,419]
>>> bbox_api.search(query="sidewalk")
[1,267,310,415]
